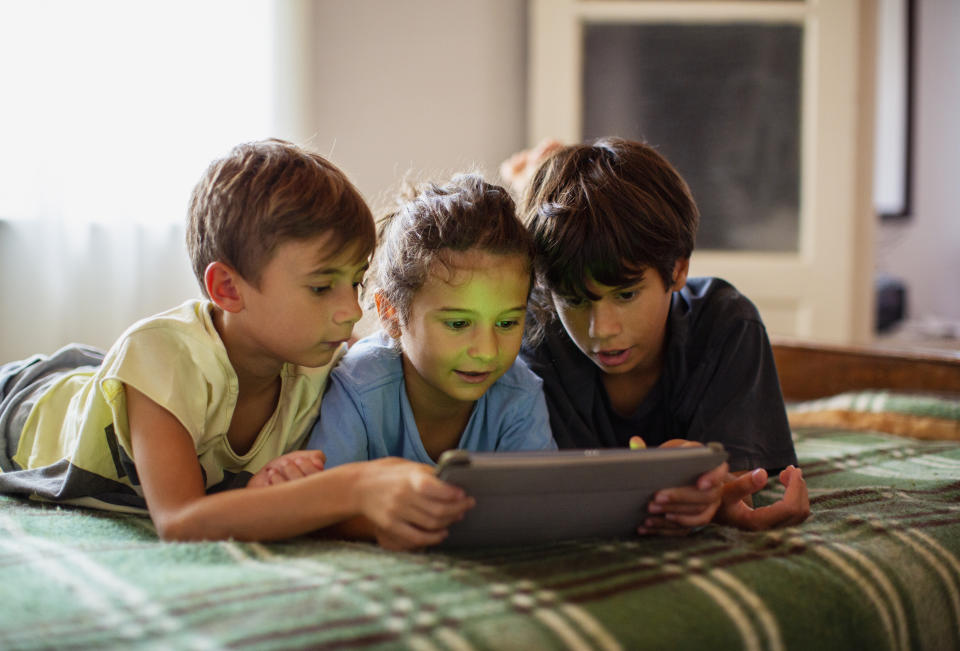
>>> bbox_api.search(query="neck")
[401,356,474,461]
[601,346,665,418]
[212,307,284,396]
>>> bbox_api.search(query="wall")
[303,0,527,214]
[875,0,960,336]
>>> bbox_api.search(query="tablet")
[435,443,728,547]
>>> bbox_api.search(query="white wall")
[0,0,528,361]
[301,0,527,214]
[875,0,960,328]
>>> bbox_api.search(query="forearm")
[155,463,367,542]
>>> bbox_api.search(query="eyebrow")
[307,262,369,276]
[435,305,526,313]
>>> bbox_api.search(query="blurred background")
[0,0,957,361]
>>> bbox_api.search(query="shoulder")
[114,300,222,353]
[328,331,404,395]
[678,277,762,326]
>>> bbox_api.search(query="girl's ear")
[374,291,402,339]
[204,261,244,313]
[670,257,690,292]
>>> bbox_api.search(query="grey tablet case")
[435,443,728,547]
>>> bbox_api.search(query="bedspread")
[1,426,959,650]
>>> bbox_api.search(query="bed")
[2,340,959,650]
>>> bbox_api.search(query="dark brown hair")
[375,173,535,325]
[186,139,375,296]
[522,137,698,303]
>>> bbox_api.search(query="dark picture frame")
[875,0,915,220]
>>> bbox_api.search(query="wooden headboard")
[771,338,960,401]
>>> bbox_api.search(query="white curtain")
[0,0,285,360]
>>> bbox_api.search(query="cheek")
[557,308,588,342]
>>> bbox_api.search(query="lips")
[593,347,632,367]
[454,370,494,384]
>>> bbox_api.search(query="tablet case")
[435,443,728,547]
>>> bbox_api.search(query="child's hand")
[715,465,811,530]
[638,439,727,536]
[499,138,564,195]
[355,458,475,551]
[247,450,326,488]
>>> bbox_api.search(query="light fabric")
[306,331,556,467]
[2,300,338,511]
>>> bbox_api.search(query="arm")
[126,385,473,546]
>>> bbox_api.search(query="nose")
[332,285,363,327]
[468,326,499,362]
[588,300,621,339]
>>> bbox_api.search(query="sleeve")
[494,374,558,452]
[98,326,229,454]
[304,371,371,468]
[679,319,797,473]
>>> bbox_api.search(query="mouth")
[593,347,632,367]
[454,370,495,384]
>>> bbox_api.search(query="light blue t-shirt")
[306,332,557,467]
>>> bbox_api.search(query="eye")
[310,285,332,295]
[496,318,521,330]
[560,296,588,309]
[444,319,470,330]
[616,290,638,301]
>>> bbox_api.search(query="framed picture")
[874,0,915,219]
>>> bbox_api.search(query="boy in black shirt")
[513,138,810,533]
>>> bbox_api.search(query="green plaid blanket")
[2,427,959,650]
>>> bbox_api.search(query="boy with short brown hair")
[0,139,474,546]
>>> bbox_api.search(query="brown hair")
[522,137,698,303]
[186,139,375,296]
[375,173,535,326]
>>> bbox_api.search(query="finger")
[723,468,769,504]
[292,457,322,477]
[278,460,306,480]
[412,473,469,501]
[384,522,450,549]
[733,473,810,531]
[660,438,701,449]
[697,462,729,490]
[404,496,475,531]
[653,478,724,508]
[309,450,326,470]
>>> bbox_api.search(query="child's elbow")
[151,508,216,542]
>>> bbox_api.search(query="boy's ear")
[204,261,244,313]
[670,258,690,292]
[374,291,402,339]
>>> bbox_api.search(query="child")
[512,137,810,532]
[0,139,473,548]
[255,174,555,489]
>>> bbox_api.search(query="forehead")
[416,250,530,308]
[272,232,369,274]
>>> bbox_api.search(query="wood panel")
[771,338,960,400]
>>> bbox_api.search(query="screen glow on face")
[398,249,531,412]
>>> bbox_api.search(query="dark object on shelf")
[876,273,907,333]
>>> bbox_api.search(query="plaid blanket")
[2,427,959,650]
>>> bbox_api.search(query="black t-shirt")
[520,277,797,472]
